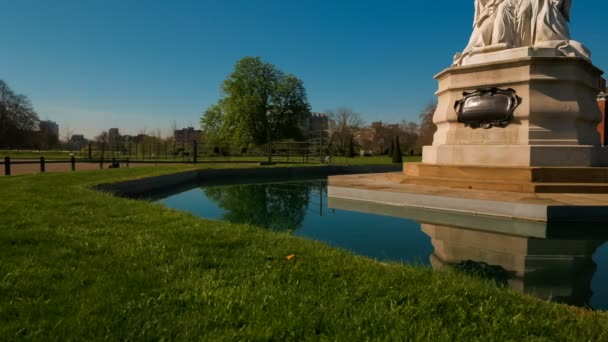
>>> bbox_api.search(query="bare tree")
[0,80,40,148]
[170,121,178,159]
[399,120,419,155]
[94,130,109,160]
[170,121,177,139]
[153,128,162,158]
[417,102,437,149]
[326,108,364,156]
[61,124,74,144]
[94,130,108,144]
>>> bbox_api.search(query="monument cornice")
[436,56,602,80]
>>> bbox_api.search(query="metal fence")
[1,139,331,176]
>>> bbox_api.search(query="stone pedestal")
[423,48,608,167]
[327,50,608,222]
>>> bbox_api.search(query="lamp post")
[267,109,273,164]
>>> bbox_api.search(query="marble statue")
[453,0,590,65]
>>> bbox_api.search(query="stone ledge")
[94,165,403,198]
[397,163,608,193]
[328,173,608,223]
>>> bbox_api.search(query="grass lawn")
[0,165,606,340]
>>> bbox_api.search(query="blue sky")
[2,0,607,138]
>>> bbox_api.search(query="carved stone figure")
[454,0,590,65]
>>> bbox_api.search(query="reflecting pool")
[157,179,608,310]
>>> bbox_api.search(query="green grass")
[0,165,606,340]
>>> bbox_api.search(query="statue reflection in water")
[327,197,607,310]
[201,184,606,309]
[421,223,604,309]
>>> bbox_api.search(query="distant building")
[135,134,149,144]
[174,127,202,144]
[355,121,405,154]
[108,128,121,141]
[69,134,88,150]
[39,120,59,137]
[302,112,329,132]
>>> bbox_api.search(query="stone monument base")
[396,163,608,193]
[423,145,608,167]
[428,51,606,167]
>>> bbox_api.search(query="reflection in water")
[158,179,431,263]
[422,224,603,309]
[157,180,607,310]
[202,181,325,231]
[328,197,608,310]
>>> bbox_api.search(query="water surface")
[158,179,608,310]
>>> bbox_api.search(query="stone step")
[396,174,608,193]
[404,163,608,184]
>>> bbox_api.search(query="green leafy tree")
[201,57,311,148]
[270,74,309,141]
[200,102,226,146]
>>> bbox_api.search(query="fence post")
[112,158,116,168]
[4,157,10,176]
[100,142,105,169]
[319,128,323,164]
[193,141,198,164]
[267,141,272,164]
[40,157,45,173]
[88,144,92,159]
[71,156,76,171]
[126,158,130,168]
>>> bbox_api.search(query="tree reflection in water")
[203,181,325,232]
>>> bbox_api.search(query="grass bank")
[0,165,606,340]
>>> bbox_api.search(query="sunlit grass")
[0,165,606,340]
